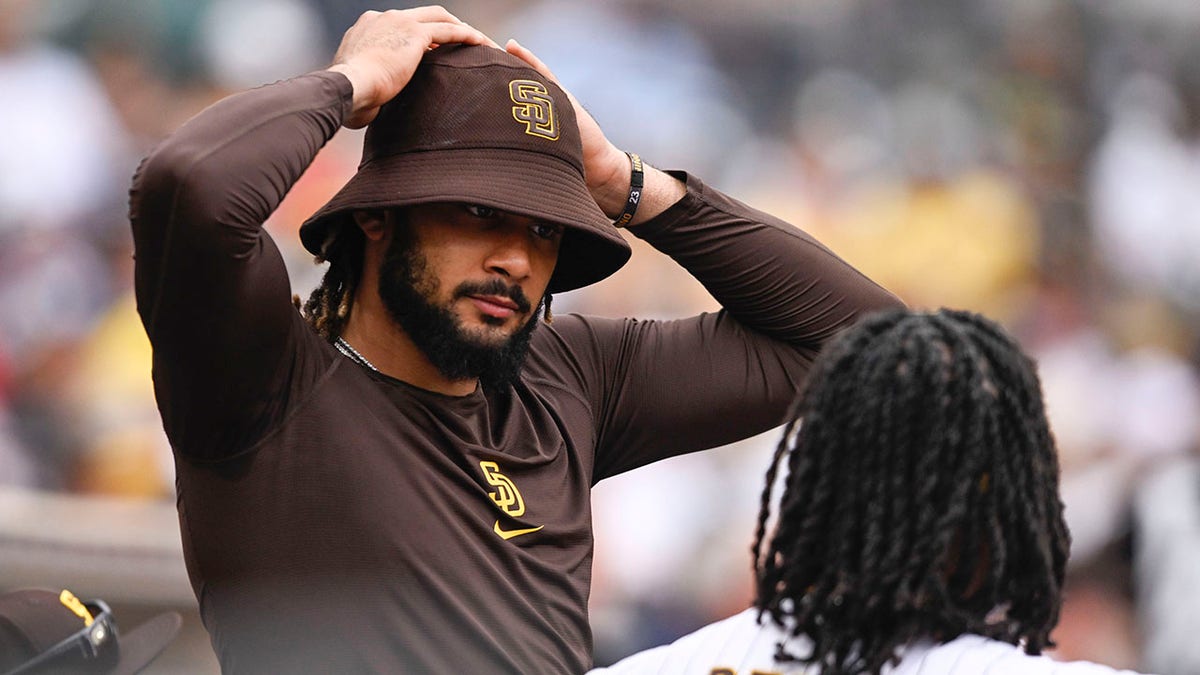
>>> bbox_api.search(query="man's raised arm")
[507,43,902,478]
[129,8,495,458]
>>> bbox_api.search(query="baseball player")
[128,7,900,673]
[590,308,1153,675]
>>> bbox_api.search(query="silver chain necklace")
[335,337,379,372]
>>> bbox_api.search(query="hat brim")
[300,148,631,294]
[112,611,182,675]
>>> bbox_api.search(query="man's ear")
[353,209,388,241]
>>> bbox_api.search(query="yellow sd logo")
[480,460,527,516]
[509,79,559,140]
[480,461,545,540]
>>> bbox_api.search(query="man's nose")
[483,224,532,280]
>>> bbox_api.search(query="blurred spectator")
[198,0,326,91]
[1132,457,1200,675]
[0,0,131,490]
[0,0,128,239]
[62,294,174,498]
[1089,73,1200,313]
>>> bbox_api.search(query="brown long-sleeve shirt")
[129,71,901,674]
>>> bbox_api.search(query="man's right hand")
[327,7,498,129]
[505,39,687,227]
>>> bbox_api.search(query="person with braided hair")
[127,7,900,674]
[592,308,1152,675]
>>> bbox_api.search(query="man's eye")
[465,204,499,219]
[531,223,564,241]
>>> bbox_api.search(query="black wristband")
[613,152,644,227]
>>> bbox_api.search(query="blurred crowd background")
[1,0,1199,672]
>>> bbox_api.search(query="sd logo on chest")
[480,460,544,540]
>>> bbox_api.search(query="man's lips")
[467,294,520,319]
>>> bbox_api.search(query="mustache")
[453,278,533,314]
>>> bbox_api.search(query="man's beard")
[377,229,542,391]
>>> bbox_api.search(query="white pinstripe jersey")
[589,609,1153,675]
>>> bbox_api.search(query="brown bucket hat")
[301,44,632,294]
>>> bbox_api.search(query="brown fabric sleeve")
[129,71,352,459]
[630,172,902,346]
[572,172,904,481]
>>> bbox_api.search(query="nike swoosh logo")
[493,520,544,540]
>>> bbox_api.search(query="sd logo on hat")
[0,589,181,675]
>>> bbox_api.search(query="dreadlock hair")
[296,213,558,341]
[298,218,366,342]
[751,307,1070,675]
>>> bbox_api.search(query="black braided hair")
[751,308,1070,675]
[298,219,365,342]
